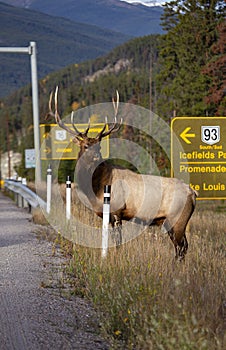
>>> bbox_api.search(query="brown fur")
[74,141,197,260]
[49,88,197,259]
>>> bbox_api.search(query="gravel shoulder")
[0,192,109,350]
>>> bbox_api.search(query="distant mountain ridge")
[122,1,164,7]
[0,2,130,97]
[1,0,164,36]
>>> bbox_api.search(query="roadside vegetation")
[33,187,226,350]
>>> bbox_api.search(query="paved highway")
[0,193,108,350]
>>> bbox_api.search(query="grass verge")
[56,203,226,349]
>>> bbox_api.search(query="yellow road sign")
[171,117,226,200]
[40,123,109,160]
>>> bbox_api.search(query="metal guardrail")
[4,180,46,211]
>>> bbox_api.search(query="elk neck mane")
[92,161,114,197]
[76,157,114,200]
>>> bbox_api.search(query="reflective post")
[46,165,52,214]
[102,185,111,258]
[66,176,71,220]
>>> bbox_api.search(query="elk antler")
[96,90,123,140]
[49,87,122,141]
[71,112,91,138]
[49,86,84,139]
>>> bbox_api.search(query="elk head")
[48,86,122,163]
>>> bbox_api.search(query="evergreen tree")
[157,0,225,118]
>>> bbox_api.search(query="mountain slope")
[0,34,163,178]
[0,2,130,97]
[1,0,164,36]
[1,34,160,130]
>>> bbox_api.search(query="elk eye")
[84,145,89,150]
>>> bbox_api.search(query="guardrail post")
[66,176,71,220]
[21,178,28,207]
[46,165,52,214]
[102,185,111,258]
[18,194,23,207]
[17,178,23,207]
[22,178,27,185]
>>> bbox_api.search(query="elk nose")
[93,152,100,161]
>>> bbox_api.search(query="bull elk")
[49,87,197,260]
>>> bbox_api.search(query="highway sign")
[171,117,226,200]
[40,123,109,160]
[25,148,36,168]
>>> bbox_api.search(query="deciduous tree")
[202,21,226,115]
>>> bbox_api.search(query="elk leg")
[168,229,188,261]
[164,219,188,261]
[111,214,122,247]
[176,234,188,261]
[169,230,188,261]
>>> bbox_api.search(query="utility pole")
[150,52,153,112]
[29,41,41,184]
[6,113,11,178]
[149,51,153,173]
[0,42,41,183]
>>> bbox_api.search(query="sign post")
[171,117,226,200]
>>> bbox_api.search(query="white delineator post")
[46,165,52,214]
[66,176,71,220]
[102,185,111,258]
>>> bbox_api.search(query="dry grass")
[58,201,225,349]
[32,207,49,225]
[32,185,226,349]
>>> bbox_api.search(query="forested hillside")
[0,0,225,180]
[1,0,164,37]
[1,34,159,140]
[0,34,161,179]
[0,2,130,97]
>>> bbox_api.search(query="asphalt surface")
[0,192,109,350]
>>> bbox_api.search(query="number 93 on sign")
[201,126,220,146]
